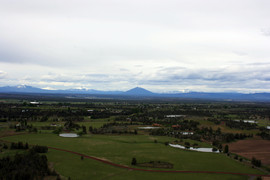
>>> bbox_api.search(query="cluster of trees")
[53,127,63,134]
[10,142,29,150]
[212,140,223,152]
[1,101,269,123]
[221,133,253,143]
[257,129,270,140]
[26,124,38,133]
[0,151,57,180]
[172,120,200,131]
[30,145,48,153]
[150,125,252,144]
[149,128,166,136]
[207,118,221,125]
[225,120,257,130]
[40,125,58,130]
[252,157,261,167]
[142,108,212,119]
[9,142,48,154]
[88,122,138,135]
[198,127,252,143]
[9,122,38,132]
[88,125,138,135]
[0,143,8,150]
[64,119,81,130]
[0,102,135,123]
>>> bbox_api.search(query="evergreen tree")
[224,145,229,153]
[131,157,137,165]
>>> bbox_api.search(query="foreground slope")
[1,133,264,180]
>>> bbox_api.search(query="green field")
[1,131,264,180]
[46,149,249,180]
[1,99,269,180]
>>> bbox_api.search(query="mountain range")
[1,85,270,102]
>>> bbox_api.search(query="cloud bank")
[0,0,270,93]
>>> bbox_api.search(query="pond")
[165,115,186,118]
[138,127,161,129]
[181,132,194,135]
[59,133,79,137]
[234,120,257,123]
[169,144,220,153]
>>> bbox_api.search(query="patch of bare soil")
[137,161,174,169]
[92,156,112,162]
[0,130,27,138]
[228,137,270,165]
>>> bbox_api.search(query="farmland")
[228,137,270,165]
[0,96,270,179]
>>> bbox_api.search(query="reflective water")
[169,144,220,153]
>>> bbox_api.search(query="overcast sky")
[0,0,270,93]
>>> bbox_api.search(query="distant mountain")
[123,87,154,96]
[0,85,49,93]
[1,85,270,102]
[0,85,122,95]
[53,88,122,95]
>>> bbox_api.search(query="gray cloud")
[133,64,270,92]
[261,28,270,36]
[232,51,248,56]
[5,63,270,93]
[0,0,270,92]
[0,71,7,79]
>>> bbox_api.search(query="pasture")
[1,130,265,180]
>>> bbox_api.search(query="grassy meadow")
[1,128,264,180]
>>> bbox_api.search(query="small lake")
[234,120,257,123]
[59,133,79,137]
[138,127,161,129]
[165,115,186,118]
[181,132,194,135]
[169,144,219,153]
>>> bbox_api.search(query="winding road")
[1,133,270,178]
[48,146,270,177]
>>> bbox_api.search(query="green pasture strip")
[47,149,249,180]
[1,133,264,175]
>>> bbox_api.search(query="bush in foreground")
[30,145,48,153]
[0,151,56,180]
[131,157,137,165]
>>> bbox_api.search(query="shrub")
[251,157,261,167]
[184,142,190,149]
[193,143,198,147]
[53,127,62,134]
[30,145,48,153]
[10,142,29,150]
[77,131,84,136]
[131,157,137,165]
[3,144,8,149]
[224,145,229,153]
[0,151,55,179]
